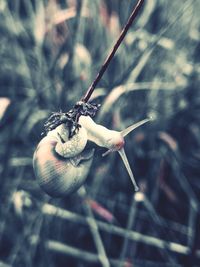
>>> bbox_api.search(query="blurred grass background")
[0,0,200,266]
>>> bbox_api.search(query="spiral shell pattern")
[33,135,94,197]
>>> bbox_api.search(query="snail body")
[79,116,125,151]
[53,123,88,158]
[79,116,151,191]
[33,115,151,197]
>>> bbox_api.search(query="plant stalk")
[82,0,144,103]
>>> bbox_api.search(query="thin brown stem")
[82,0,144,103]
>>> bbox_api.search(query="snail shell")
[33,124,94,197]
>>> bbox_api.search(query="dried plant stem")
[82,0,144,102]
[42,203,191,255]
[119,196,138,267]
[30,237,186,267]
[79,187,110,267]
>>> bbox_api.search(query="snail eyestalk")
[121,117,152,137]
[118,148,139,191]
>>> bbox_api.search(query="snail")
[33,115,151,197]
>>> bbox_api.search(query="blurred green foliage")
[0,0,200,266]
